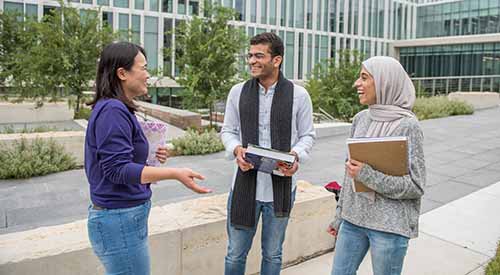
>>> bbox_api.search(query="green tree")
[10,2,115,111]
[305,49,365,121]
[0,11,38,94]
[169,3,247,125]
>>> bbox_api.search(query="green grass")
[171,128,225,156]
[0,138,77,179]
[73,107,92,120]
[413,96,474,121]
[486,241,500,275]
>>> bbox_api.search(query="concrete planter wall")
[448,92,500,110]
[0,102,73,124]
[0,185,336,275]
[137,101,202,130]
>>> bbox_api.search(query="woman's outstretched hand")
[175,168,212,194]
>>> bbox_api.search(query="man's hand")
[234,145,254,172]
[346,158,364,179]
[278,151,299,177]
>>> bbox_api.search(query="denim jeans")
[87,200,151,275]
[224,190,296,275]
[331,220,409,275]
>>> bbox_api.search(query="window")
[298,32,304,79]
[260,0,267,24]
[135,0,144,9]
[177,0,186,14]
[235,0,246,21]
[269,0,276,25]
[307,33,313,75]
[4,2,23,13]
[188,0,199,15]
[118,13,129,41]
[307,0,313,29]
[285,32,295,78]
[98,0,110,6]
[102,11,113,28]
[163,18,173,76]
[295,0,304,28]
[280,0,286,26]
[250,0,256,22]
[26,4,38,19]
[131,15,141,44]
[115,0,129,8]
[162,0,173,12]
[144,16,159,70]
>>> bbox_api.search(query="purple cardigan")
[84,98,151,209]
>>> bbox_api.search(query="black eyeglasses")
[246,53,269,60]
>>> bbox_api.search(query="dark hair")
[250,32,284,58]
[89,42,147,112]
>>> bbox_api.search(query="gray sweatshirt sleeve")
[355,121,426,200]
[330,114,361,230]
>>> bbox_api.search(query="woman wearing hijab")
[327,56,426,275]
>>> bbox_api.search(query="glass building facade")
[400,43,500,77]
[417,0,500,38]
[1,0,418,81]
[1,0,499,90]
[397,0,500,93]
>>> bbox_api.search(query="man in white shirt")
[221,32,316,275]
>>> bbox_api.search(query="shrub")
[74,107,92,120]
[0,138,77,179]
[413,96,474,120]
[171,128,225,155]
[305,50,366,122]
[486,242,500,275]
[0,124,60,134]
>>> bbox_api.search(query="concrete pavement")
[1,107,500,234]
[282,181,500,275]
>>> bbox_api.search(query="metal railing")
[411,75,500,96]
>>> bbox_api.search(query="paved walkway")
[1,107,500,235]
[282,181,500,275]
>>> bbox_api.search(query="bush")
[413,96,474,120]
[486,242,500,275]
[306,50,366,122]
[74,107,92,120]
[171,128,225,155]
[0,138,77,179]
[0,124,60,134]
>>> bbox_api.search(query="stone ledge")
[0,102,73,124]
[314,122,351,138]
[0,183,335,275]
[448,92,500,110]
[137,101,201,130]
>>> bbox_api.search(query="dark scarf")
[230,71,294,229]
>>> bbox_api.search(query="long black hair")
[89,42,147,112]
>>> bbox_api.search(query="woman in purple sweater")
[85,42,211,275]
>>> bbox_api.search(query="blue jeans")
[331,220,409,275]
[224,191,296,275]
[87,200,151,275]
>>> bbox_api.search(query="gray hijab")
[362,56,416,137]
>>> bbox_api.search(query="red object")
[324,181,341,193]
